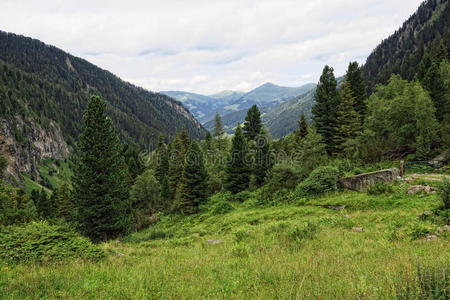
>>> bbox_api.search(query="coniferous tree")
[422,62,448,121]
[345,62,368,120]
[295,113,308,142]
[334,81,361,155]
[55,180,74,221]
[312,65,340,154]
[73,95,132,241]
[176,141,209,213]
[155,134,169,183]
[253,129,274,186]
[121,142,144,180]
[168,129,191,197]
[213,113,225,137]
[243,105,263,141]
[224,124,251,194]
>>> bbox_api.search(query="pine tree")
[73,95,132,241]
[422,62,447,121]
[345,62,368,120]
[121,142,144,180]
[168,129,191,197]
[176,141,209,213]
[295,113,308,142]
[155,134,169,183]
[243,105,263,141]
[213,113,225,137]
[224,124,251,194]
[312,65,340,154]
[55,180,74,221]
[334,81,361,155]
[432,37,449,64]
[253,129,274,186]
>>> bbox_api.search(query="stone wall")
[339,168,400,192]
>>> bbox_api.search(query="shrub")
[0,221,105,263]
[295,166,340,197]
[406,221,434,240]
[266,164,305,192]
[440,177,450,210]
[211,201,234,215]
[367,182,394,195]
[396,265,449,300]
[286,222,318,242]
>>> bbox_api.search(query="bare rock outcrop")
[339,168,400,192]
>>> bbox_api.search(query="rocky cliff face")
[0,116,69,184]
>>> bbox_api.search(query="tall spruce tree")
[55,180,74,221]
[345,62,368,120]
[243,105,263,141]
[295,113,308,142]
[334,81,361,155]
[73,95,132,241]
[253,130,274,186]
[224,124,251,194]
[213,113,225,137]
[168,129,191,197]
[176,141,209,213]
[155,134,169,183]
[312,65,340,154]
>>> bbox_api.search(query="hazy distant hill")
[163,83,315,123]
[204,87,316,138]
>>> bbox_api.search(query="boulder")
[206,240,222,245]
[408,185,435,194]
[339,168,400,192]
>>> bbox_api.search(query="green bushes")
[295,166,340,197]
[367,182,394,195]
[440,177,450,210]
[211,201,234,215]
[0,221,105,263]
[396,265,449,300]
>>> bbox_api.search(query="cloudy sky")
[0,0,423,94]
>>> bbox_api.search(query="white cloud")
[0,0,423,94]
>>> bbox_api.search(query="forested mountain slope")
[0,31,206,181]
[362,0,450,92]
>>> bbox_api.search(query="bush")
[367,182,394,195]
[266,164,305,192]
[440,177,450,210]
[0,221,105,263]
[211,201,234,215]
[295,166,340,197]
[396,265,449,300]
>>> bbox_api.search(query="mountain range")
[162,82,316,124]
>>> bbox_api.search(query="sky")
[0,0,424,95]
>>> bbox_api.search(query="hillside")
[0,31,206,181]
[362,0,450,92]
[2,178,448,298]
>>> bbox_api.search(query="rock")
[206,240,222,245]
[321,205,346,211]
[425,234,438,241]
[408,185,435,194]
[418,211,434,220]
[115,251,124,257]
[437,225,450,235]
[339,168,400,191]
[352,227,367,232]
[343,214,351,219]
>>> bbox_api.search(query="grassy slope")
[22,158,73,195]
[1,181,448,299]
